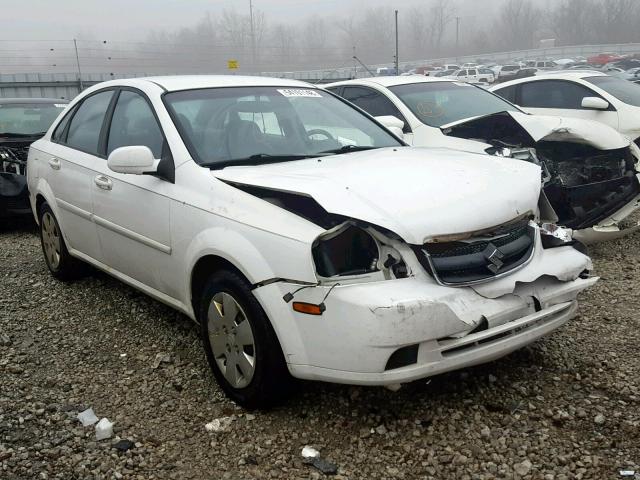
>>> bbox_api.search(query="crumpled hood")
[212,147,542,244]
[442,110,629,150]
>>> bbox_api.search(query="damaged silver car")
[326,76,640,243]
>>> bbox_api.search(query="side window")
[520,80,596,109]
[51,105,77,143]
[457,71,466,77]
[66,91,114,155]
[494,85,518,104]
[341,86,410,132]
[469,69,477,76]
[341,87,397,117]
[107,90,164,158]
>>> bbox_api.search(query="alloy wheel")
[207,292,256,389]
[41,212,61,270]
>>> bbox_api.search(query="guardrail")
[2,42,640,98]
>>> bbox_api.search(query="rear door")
[515,79,620,130]
[91,88,175,295]
[43,89,115,261]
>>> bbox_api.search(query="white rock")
[77,408,99,427]
[594,414,605,424]
[95,418,114,441]
[204,416,235,433]
[514,459,532,476]
[301,445,320,459]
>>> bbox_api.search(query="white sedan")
[28,76,595,407]
[326,76,640,243]
[490,71,640,143]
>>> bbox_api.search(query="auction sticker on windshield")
[277,89,322,98]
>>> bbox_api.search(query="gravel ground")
[1,219,639,480]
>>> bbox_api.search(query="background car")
[447,68,493,84]
[495,64,522,80]
[490,71,640,143]
[326,76,640,242]
[587,52,625,65]
[1,98,67,218]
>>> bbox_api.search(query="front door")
[518,79,620,130]
[91,89,174,295]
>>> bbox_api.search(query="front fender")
[180,221,318,312]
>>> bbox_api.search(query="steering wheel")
[306,128,336,142]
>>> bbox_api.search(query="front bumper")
[253,245,595,386]
[573,192,640,244]
[0,172,30,218]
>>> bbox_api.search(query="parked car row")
[5,69,640,408]
[395,52,640,87]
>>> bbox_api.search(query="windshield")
[585,75,640,107]
[388,81,519,128]
[0,102,66,136]
[164,86,401,167]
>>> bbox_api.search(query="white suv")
[28,76,596,407]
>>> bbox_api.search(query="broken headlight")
[312,224,380,277]
[312,223,411,280]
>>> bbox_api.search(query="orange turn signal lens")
[292,302,325,315]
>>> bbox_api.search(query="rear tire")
[38,202,84,281]
[199,270,294,409]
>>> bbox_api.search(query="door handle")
[94,175,113,191]
[48,158,61,170]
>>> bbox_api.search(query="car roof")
[141,75,313,91]
[491,71,607,89]
[83,75,315,94]
[0,97,68,104]
[325,75,451,88]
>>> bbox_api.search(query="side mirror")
[375,115,405,140]
[581,97,609,110]
[107,146,157,175]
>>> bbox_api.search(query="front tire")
[199,270,293,409]
[38,202,83,281]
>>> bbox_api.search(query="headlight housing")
[312,222,409,281]
[312,224,379,277]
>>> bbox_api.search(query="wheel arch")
[190,254,249,320]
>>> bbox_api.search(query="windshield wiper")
[317,145,379,155]
[202,153,320,170]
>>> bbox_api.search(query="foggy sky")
[3,0,427,40]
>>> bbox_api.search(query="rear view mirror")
[107,146,157,175]
[581,97,609,110]
[375,115,405,140]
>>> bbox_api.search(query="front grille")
[413,218,535,286]
[0,145,29,175]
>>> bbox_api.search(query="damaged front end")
[238,185,595,386]
[0,141,31,218]
[442,111,640,242]
[253,213,595,385]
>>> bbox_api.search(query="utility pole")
[455,16,461,53]
[249,0,256,71]
[73,39,84,91]
[394,10,399,75]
